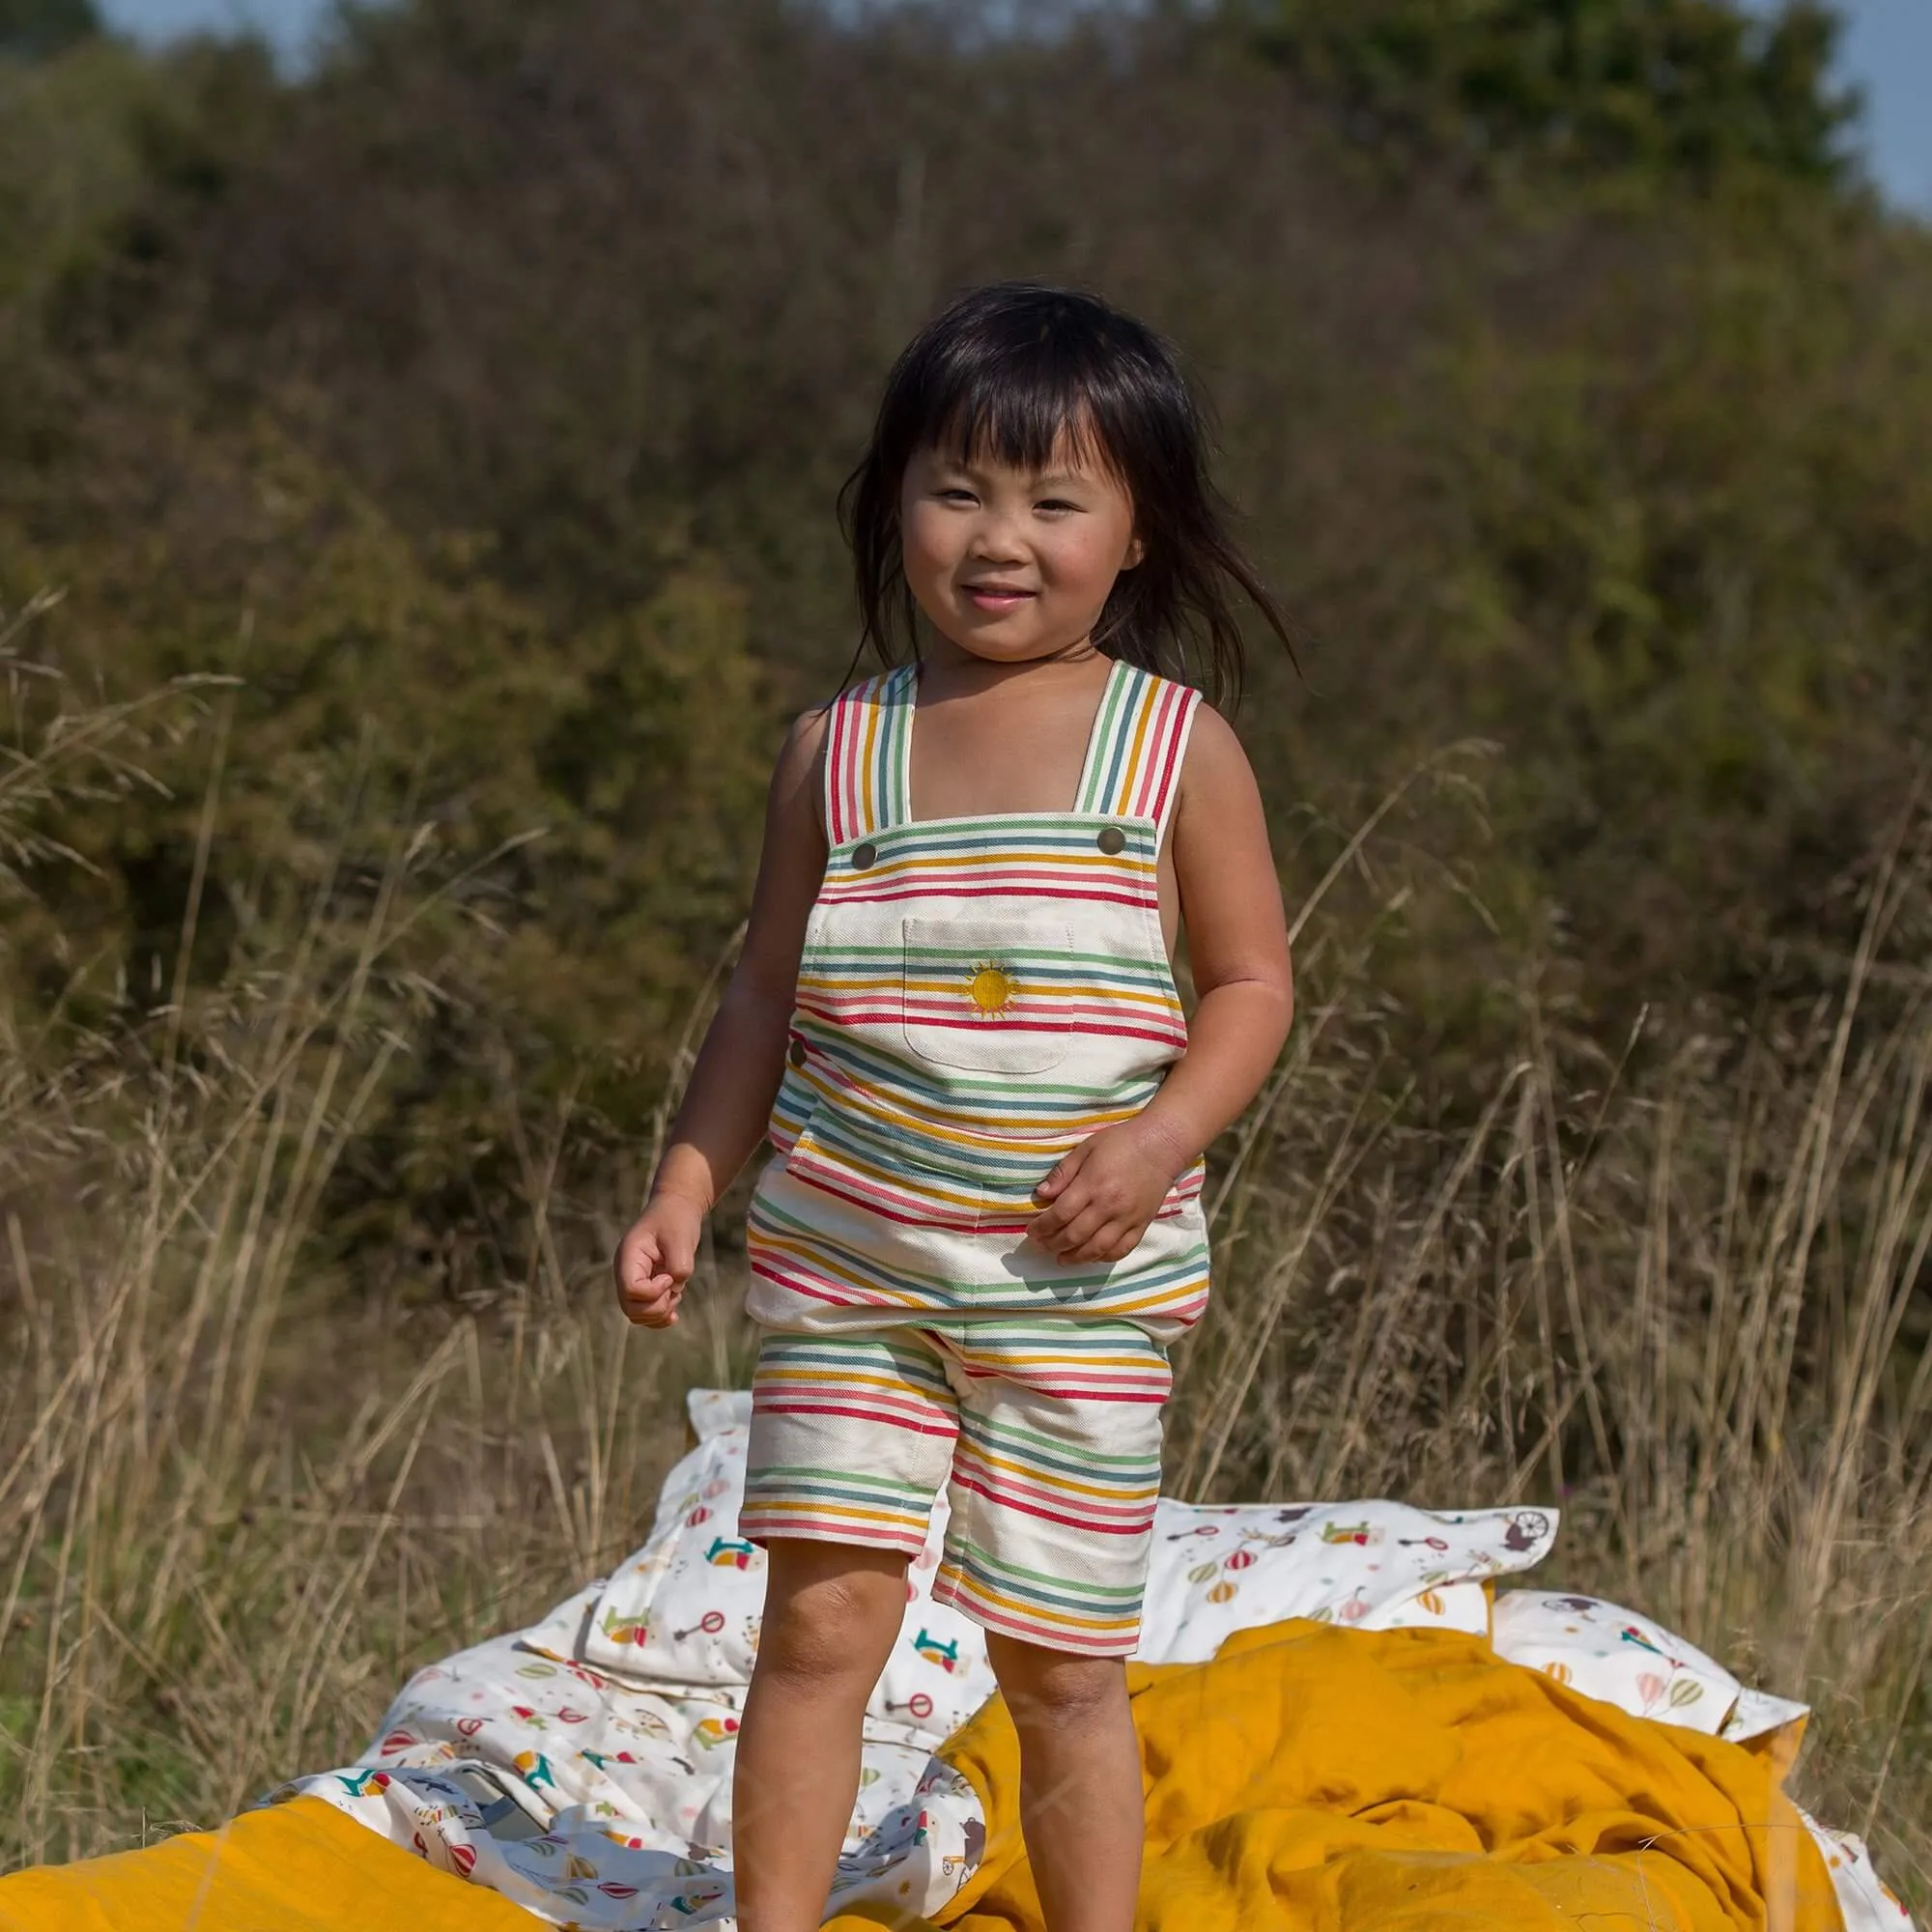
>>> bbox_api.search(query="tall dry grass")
[1,672,1927,1907]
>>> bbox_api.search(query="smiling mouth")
[963,584,1037,606]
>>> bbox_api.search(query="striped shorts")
[740,1320,1171,1657]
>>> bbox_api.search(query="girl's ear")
[1123,532,1147,571]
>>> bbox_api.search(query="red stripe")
[952,1466,1156,1523]
[749,1260,896,1310]
[1133,682,1185,820]
[930,1577,1136,1654]
[1124,681,1174,819]
[741,1515,925,1551]
[821,880,1158,909]
[947,1467,1156,1534]
[752,1397,958,1438]
[898,999,1180,1028]
[956,1375,1172,1401]
[1142,686,1196,827]
[826,691,853,846]
[782,1157,982,1229]
[900,1011,1186,1045]
[821,1009,1184,1047]
[753,1381,954,1429]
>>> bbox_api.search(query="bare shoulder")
[1177,702,1261,807]
[768,701,835,822]
[781,700,834,771]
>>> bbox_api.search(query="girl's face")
[898,434,1143,664]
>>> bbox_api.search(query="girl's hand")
[613,1193,705,1327]
[1029,1121,1188,1265]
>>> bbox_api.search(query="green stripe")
[756,1332,955,1393]
[1079,661,1143,814]
[744,1469,933,1509]
[750,1189,1208,1302]
[806,940,1168,973]
[1074,659,1133,812]
[959,1410,1164,1482]
[946,1538,1149,1611]
[881,663,914,827]
[786,1024,1161,1110]
[833,812,1152,848]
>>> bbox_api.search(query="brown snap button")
[1096,825,1127,856]
[787,1037,807,1068]
[851,839,878,870]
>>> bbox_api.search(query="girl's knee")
[753,1543,908,1692]
[988,1635,1129,1728]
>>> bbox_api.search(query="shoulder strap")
[821,664,915,848]
[1077,664,1201,834]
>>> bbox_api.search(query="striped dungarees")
[740,655,1206,1655]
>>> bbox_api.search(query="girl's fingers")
[1035,1141,1090,1204]
[1043,1205,1107,1259]
[1065,1213,1151,1264]
[618,1234,660,1289]
[619,1270,681,1321]
[1030,1187,1088,1247]
[1065,1221,1117,1264]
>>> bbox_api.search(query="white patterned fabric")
[1137,1497,1555,1662]
[1490,1587,1806,1740]
[518,1390,1000,1747]
[270,1390,1915,1932]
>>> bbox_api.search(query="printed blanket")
[0,1389,1912,1931]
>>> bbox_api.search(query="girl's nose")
[968,518,1027,565]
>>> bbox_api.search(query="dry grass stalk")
[0,703,1925,1908]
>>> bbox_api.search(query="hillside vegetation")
[1,0,1927,1900]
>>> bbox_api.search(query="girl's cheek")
[1055,531,1122,601]
[903,510,959,582]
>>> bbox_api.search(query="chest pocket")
[900,915,1073,1077]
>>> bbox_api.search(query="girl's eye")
[937,488,977,504]
[1037,498,1081,515]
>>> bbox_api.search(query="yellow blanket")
[837,1620,1838,1932]
[1,1623,1839,1932]
[0,1800,542,1932]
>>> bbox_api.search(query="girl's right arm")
[613,708,829,1328]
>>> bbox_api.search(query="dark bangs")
[838,281,1300,707]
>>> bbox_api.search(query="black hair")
[838,281,1300,707]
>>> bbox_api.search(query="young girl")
[614,283,1296,1932]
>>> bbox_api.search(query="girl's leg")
[732,1539,910,1932]
[985,1633,1143,1932]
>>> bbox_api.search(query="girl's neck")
[917,633,1106,699]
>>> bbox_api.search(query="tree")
[0,0,99,61]
[1238,0,1859,194]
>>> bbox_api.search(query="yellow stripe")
[827,847,1155,882]
[791,1083,1139,1153]
[743,1498,926,1532]
[747,1230,926,1306]
[955,1443,1159,1506]
[798,972,1178,1013]
[790,1074,1126,1153]
[756,1364,943,1400]
[798,1136,992,1217]
[935,1563,1139,1634]
[1115,684,1159,817]
[857,689,882,836]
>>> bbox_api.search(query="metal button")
[787,1037,807,1068]
[1095,825,1127,855]
[851,840,878,870]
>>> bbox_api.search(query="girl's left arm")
[1030,707,1293,1264]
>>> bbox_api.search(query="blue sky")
[95,0,1932,213]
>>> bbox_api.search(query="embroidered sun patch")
[966,962,1017,1016]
